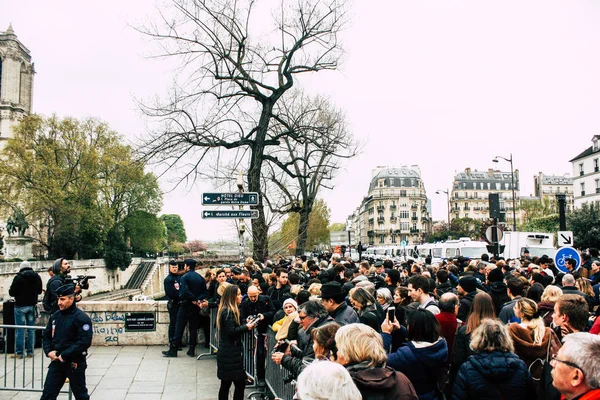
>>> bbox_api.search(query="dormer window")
[594,138,599,151]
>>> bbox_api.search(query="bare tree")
[262,91,359,255]
[138,0,347,261]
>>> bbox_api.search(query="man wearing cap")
[9,261,43,359]
[320,282,359,326]
[456,276,478,322]
[163,259,208,357]
[44,258,82,315]
[41,284,93,400]
[164,260,182,350]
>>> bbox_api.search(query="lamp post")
[435,189,451,227]
[492,154,517,231]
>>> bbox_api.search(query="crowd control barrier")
[0,324,72,398]
[261,328,296,400]
[242,331,258,387]
[197,307,219,359]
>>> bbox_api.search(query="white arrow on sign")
[558,231,574,247]
[204,196,210,201]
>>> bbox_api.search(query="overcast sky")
[3,1,599,242]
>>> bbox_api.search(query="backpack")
[42,275,61,312]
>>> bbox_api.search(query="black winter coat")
[9,267,42,307]
[452,351,537,400]
[216,309,249,381]
[42,304,93,363]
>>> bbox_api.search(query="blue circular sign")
[553,247,581,274]
[400,240,407,247]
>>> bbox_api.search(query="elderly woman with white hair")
[296,360,362,400]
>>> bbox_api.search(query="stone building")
[450,168,520,226]
[533,172,574,211]
[355,166,431,246]
[0,24,34,147]
[570,135,600,208]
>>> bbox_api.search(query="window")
[391,235,396,244]
[401,222,409,231]
[581,182,586,196]
[580,163,584,176]
[377,179,385,188]
[595,159,599,173]
[400,210,409,219]
[379,235,385,244]
[596,179,600,194]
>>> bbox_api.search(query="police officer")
[44,258,81,314]
[163,260,182,350]
[41,284,93,400]
[163,259,208,357]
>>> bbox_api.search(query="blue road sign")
[202,210,259,219]
[202,192,259,206]
[400,240,407,247]
[554,247,581,273]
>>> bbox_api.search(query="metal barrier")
[0,324,71,398]
[261,328,296,400]
[197,307,219,359]
[242,331,258,387]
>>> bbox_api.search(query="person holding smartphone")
[216,285,257,400]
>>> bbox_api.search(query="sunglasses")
[298,315,308,321]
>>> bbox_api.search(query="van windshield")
[461,247,487,259]
[523,247,556,258]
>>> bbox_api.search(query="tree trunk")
[295,206,311,256]
[248,102,273,262]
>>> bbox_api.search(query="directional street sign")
[554,247,581,273]
[202,192,259,206]
[558,231,574,247]
[202,210,259,219]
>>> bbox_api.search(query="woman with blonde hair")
[216,285,257,400]
[336,323,417,400]
[538,285,563,327]
[453,319,536,399]
[308,282,322,297]
[575,277,597,309]
[508,297,561,385]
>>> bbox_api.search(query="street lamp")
[435,189,451,227]
[492,154,517,231]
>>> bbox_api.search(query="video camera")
[65,275,96,290]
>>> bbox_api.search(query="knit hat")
[52,258,65,275]
[459,276,477,293]
[487,268,504,283]
[19,261,31,271]
[283,298,298,311]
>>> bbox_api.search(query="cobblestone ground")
[0,346,264,400]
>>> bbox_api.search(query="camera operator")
[271,300,333,377]
[240,286,274,385]
[43,258,82,315]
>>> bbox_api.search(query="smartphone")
[387,306,395,321]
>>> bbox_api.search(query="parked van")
[500,231,556,260]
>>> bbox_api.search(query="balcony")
[367,230,374,237]
[377,217,385,223]
[390,205,397,211]
[368,218,374,224]
[411,216,418,221]
[377,205,385,211]
[410,228,420,234]
[411,204,418,209]
[390,217,398,223]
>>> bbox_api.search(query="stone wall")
[77,301,202,346]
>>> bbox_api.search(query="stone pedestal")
[4,236,34,259]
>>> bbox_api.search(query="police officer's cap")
[56,284,76,297]
[184,259,198,267]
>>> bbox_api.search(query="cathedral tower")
[0,24,34,146]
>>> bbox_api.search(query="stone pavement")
[0,346,263,400]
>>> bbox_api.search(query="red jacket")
[435,311,458,364]
[589,317,600,335]
[562,389,600,400]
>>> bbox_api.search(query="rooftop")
[541,174,573,185]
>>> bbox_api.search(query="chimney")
[465,167,471,175]
[488,168,494,177]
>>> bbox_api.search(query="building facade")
[570,135,600,208]
[355,166,431,246]
[450,168,520,226]
[533,172,574,211]
[0,24,34,147]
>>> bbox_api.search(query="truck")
[499,231,556,260]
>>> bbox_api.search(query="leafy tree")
[168,241,186,256]
[329,223,346,232]
[274,199,330,253]
[567,203,600,250]
[160,214,187,244]
[104,227,132,271]
[518,197,556,227]
[125,211,167,255]
[425,218,483,243]
[521,214,560,234]
[0,115,163,261]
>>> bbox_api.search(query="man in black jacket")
[164,259,208,357]
[44,258,82,315]
[9,261,42,358]
[456,276,478,323]
[41,284,93,400]
[267,268,290,311]
[240,286,275,384]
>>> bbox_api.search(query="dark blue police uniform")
[164,271,181,345]
[41,285,92,400]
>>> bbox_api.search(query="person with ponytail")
[311,322,340,361]
[508,297,561,385]
[216,284,257,400]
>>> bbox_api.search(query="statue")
[6,208,29,237]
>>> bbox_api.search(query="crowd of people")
[176,250,600,400]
